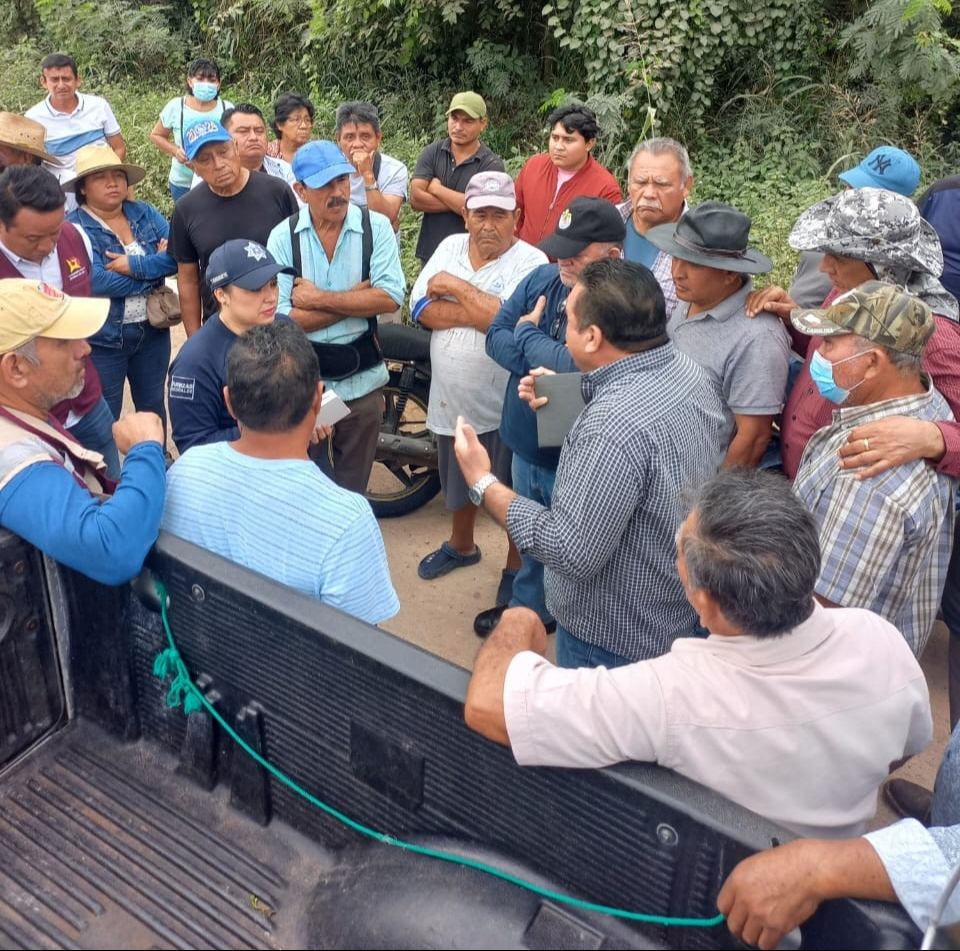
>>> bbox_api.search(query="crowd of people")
[2,48,960,947]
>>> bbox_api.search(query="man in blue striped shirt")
[163,320,399,626]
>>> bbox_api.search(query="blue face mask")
[191,81,219,103]
[809,347,875,404]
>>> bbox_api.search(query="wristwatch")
[468,473,499,507]
[364,182,379,192]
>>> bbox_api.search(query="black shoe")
[473,605,557,638]
[883,778,933,825]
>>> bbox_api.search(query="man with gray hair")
[617,137,693,317]
[464,468,931,838]
[793,281,956,657]
[335,101,408,231]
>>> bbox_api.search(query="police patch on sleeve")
[169,377,196,401]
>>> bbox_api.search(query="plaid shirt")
[506,343,727,661]
[617,198,683,319]
[795,381,957,655]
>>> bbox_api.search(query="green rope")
[152,579,725,930]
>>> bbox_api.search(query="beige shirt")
[504,602,932,838]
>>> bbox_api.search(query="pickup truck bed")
[0,718,324,949]
[0,530,923,949]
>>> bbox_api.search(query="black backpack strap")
[359,206,379,337]
[287,212,302,278]
[372,151,382,183]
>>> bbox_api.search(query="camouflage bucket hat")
[791,280,935,356]
[788,188,944,277]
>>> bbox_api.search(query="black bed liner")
[0,718,326,950]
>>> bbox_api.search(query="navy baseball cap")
[183,119,233,161]
[838,146,921,196]
[292,140,355,189]
[207,240,295,290]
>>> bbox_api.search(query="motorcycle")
[366,322,440,517]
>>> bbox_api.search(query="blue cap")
[292,140,355,189]
[838,146,921,197]
[206,239,296,291]
[183,119,233,161]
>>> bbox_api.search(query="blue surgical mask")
[809,347,875,404]
[191,81,219,103]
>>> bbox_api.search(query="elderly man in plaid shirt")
[455,257,726,668]
[793,282,956,657]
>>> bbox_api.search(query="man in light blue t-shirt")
[162,320,399,626]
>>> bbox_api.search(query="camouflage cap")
[788,188,944,277]
[791,280,934,356]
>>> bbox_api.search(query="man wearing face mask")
[793,282,956,658]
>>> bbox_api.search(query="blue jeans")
[169,182,190,203]
[509,456,557,623]
[90,322,171,428]
[933,719,960,827]
[66,396,121,480]
[555,624,633,669]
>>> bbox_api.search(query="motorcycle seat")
[379,322,432,363]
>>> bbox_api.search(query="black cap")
[206,239,296,290]
[537,197,626,259]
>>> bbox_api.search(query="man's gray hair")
[680,469,819,637]
[626,137,692,182]
[335,101,381,135]
[11,338,39,365]
[853,336,924,376]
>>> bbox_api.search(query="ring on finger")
[863,438,870,452]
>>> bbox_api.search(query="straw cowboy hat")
[0,112,62,165]
[61,143,147,192]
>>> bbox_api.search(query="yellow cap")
[0,279,109,353]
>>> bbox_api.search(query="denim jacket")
[67,200,177,348]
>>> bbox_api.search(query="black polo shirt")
[411,138,505,263]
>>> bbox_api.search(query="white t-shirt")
[412,234,548,435]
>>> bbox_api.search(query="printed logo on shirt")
[169,376,196,400]
[64,257,83,274]
[558,208,573,230]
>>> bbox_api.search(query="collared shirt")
[506,343,727,660]
[411,234,547,434]
[25,92,122,183]
[795,382,957,655]
[267,204,405,401]
[503,602,931,837]
[617,198,684,319]
[412,138,505,262]
[667,277,791,443]
[0,231,94,286]
[865,820,960,929]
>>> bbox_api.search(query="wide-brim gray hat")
[788,187,944,277]
[646,201,772,274]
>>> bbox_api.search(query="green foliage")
[33,0,184,84]
[546,0,822,136]
[200,0,312,89]
[841,0,960,104]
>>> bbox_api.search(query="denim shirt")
[67,200,177,348]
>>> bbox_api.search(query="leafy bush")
[33,0,184,84]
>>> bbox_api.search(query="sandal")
[418,541,482,580]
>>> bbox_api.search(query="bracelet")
[364,182,379,192]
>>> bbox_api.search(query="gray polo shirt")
[667,279,791,442]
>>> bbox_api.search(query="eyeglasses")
[285,116,314,127]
